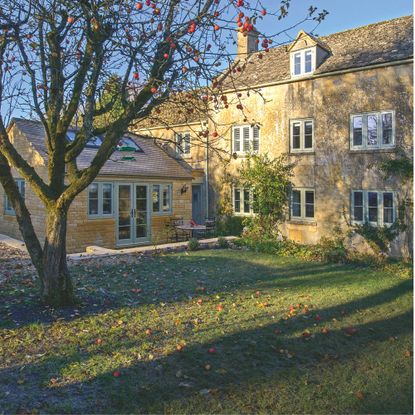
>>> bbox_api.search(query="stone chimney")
[237,29,259,57]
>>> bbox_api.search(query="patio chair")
[165,217,186,242]
[204,217,216,237]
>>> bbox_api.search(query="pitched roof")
[11,118,192,180]
[221,15,413,90]
[136,91,208,129]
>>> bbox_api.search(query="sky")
[253,0,413,45]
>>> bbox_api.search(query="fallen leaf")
[355,391,365,400]
[404,350,412,358]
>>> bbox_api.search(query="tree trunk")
[41,208,75,306]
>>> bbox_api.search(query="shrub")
[215,216,244,236]
[217,237,229,248]
[316,236,348,263]
[187,238,199,251]
[238,153,294,238]
[237,232,348,263]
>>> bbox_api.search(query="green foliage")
[237,230,348,264]
[353,201,408,253]
[378,150,413,182]
[353,221,404,253]
[187,237,199,251]
[215,215,244,236]
[238,153,294,239]
[94,75,124,129]
[217,237,229,248]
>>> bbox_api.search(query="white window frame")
[175,132,191,156]
[351,190,396,227]
[152,184,172,215]
[4,179,25,215]
[232,125,260,155]
[350,111,395,150]
[290,48,315,77]
[87,182,114,218]
[290,188,315,221]
[290,118,314,152]
[232,186,255,216]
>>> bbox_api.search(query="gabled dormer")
[288,30,330,77]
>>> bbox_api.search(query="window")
[233,187,256,215]
[291,188,315,221]
[350,111,395,150]
[117,137,144,153]
[175,133,191,155]
[291,48,315,76]
[4,179,25,215]
[351,190,395,226]
[152,184,172,214]
[67,132,143,152]
[290,119,314,152]
[232,125,260,154]
[88,182,113,217]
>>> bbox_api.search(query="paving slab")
[0,233,237,261]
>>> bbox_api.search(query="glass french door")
[117,184,150,246]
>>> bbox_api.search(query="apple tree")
[0,0,327,306]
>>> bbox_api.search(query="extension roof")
[10,118,192,180]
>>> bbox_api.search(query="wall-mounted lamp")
[181,184,189,194]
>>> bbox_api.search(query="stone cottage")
[137,15,413,256]
[0,118,192,253]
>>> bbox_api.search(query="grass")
[0,249,413,414]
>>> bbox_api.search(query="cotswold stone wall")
[0,127,48,244]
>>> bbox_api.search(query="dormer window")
[291,48,315,76]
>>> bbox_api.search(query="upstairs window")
[175,133,191,155]
[88,182,113,217]
[291,188,315,221]
[290,119,314,152]
[4,179,25,215]
[351,190,395,226]
[233,187,256,215]
[233,125,260,155]
[291,48,315,77]
[350,111,395,150]
[152,184,172,214]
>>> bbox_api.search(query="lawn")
[0,246,413,414]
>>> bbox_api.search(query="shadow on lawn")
[0,277,412,414]
[0,252,386,329]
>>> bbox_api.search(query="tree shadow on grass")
[0,277,412,414]
[0,251,398,329]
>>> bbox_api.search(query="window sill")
[4,211,16,216]
[349,147,396,154]
[289,151,315,155]
[287,219,317,226]
[88,215,114,220]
